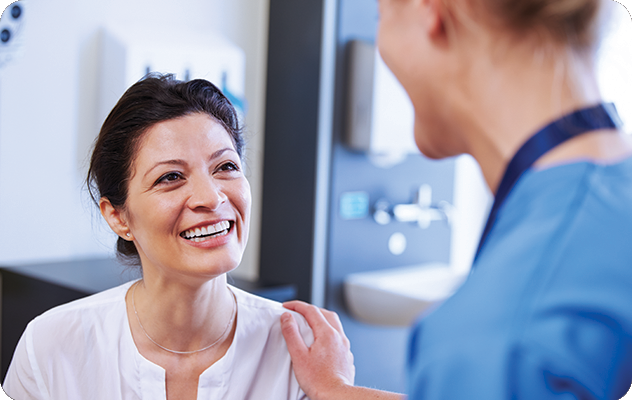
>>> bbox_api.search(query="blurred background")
[0,0,630,392]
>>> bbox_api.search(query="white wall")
[598,1,632,130]
[0,1,16,21]
[0,0,269,280]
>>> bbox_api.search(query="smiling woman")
[100,113,251,283]
[2,75,313,400]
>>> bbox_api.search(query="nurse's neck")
[455,42,630,195]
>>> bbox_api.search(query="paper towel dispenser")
[345,40,420,165]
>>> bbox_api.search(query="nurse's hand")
[281,301,354,399]
[281,301,404,400]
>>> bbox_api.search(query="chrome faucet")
[374,184,453,228]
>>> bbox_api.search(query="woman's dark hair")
[86,73,244,266]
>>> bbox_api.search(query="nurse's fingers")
[281,303,356,398]
[283,301,349,348]
[321,308,346,337]
[280,312,309,358]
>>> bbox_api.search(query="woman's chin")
[156,252,243,282]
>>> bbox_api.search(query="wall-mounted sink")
[344,263,468,326]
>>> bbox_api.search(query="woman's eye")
[218,162,239,172]
[156,172,183,184]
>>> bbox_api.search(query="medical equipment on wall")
[1,0,27,168]
[98,28,246,130]
[0,1,25,69]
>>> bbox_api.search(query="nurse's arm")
[281,301,405,400]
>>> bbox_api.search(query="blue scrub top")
[407,157,632,399]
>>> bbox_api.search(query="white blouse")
[3,280,313,400]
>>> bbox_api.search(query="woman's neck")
[127,272,235,355]
[450,43,612,193]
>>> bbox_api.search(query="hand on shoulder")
[280,301,404,400]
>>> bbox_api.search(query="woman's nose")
[187,176,227,211]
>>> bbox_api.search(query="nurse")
[280,0,632,398]
[4,75,312,400]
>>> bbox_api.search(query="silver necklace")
[131,281,236,355]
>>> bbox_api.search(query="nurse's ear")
[419,0,448,41]
[99,197,134,241]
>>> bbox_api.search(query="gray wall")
[324,1,454,391]
[260,0,456,392]
[260,0,324,301]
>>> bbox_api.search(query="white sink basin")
[344,263,468,326]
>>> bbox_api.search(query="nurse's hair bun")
[478,0,605,49]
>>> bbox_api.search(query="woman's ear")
[99,197,134,241]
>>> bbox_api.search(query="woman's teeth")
[181,221,231,241]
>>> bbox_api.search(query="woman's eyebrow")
[209,147,237,161]
[144,159,187,179]
[143,148,237,179]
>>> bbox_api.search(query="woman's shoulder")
[5,281,137,397]
[229,284,305,322]
[26,280,134,337]
[229,284,287,312]
[229,285,314,344]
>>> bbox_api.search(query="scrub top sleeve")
[508,343,603,399]
[407,342,505,399]
[407,337,608,400]
[3,324,48,400]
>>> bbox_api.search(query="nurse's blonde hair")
[448,0,608,51]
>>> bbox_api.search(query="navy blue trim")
[473,103,621,264]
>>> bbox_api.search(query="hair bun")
[490,0,602,48]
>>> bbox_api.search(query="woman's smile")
[179,220,235,250]
[180,220,232,242]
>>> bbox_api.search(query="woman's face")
[122,113,251,281]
